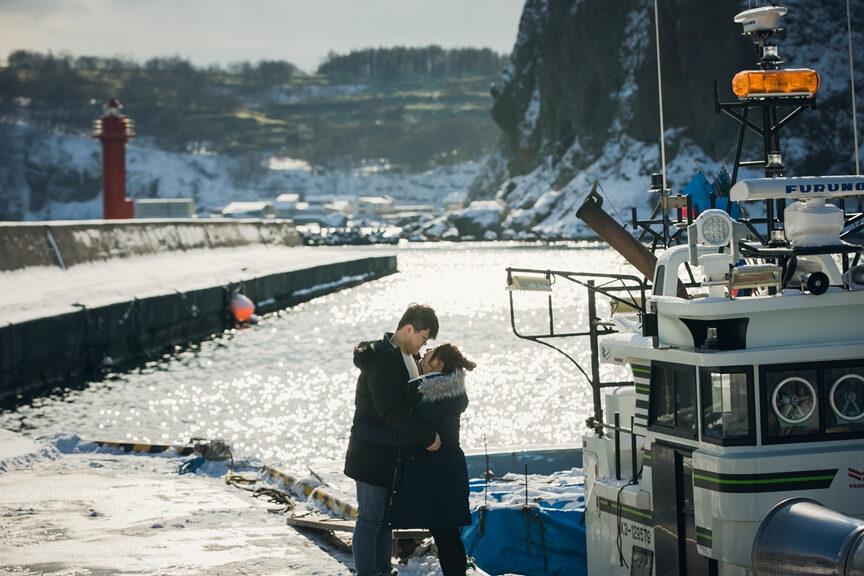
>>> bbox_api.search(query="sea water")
[0,242,633,470]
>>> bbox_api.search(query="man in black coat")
[344,304,441,576]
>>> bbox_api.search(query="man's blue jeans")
[353,481,393,576]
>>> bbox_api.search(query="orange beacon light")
[731,68,820,99]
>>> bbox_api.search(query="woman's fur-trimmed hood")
[415,370,467,402]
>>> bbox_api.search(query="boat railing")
[605,413,643,484]
[506,267,649,440]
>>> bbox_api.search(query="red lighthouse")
[93,99,135,219]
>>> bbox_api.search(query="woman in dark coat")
[389,343,476,576]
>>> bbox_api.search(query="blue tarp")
[683,170,740,219]
[461,480,587,576]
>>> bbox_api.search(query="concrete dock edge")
[0,220,302,272]
[0,255,396,402]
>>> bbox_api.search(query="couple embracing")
[344,304,476,576]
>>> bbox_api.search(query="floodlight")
[695,209,734,246]
[506,274,552,292]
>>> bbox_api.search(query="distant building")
[392,203,435,225]
[134,198,195,219]
[221,202,275,219]
[306,194,336,205]
[325,199,351,214]
[289,202,347,227]
[394,203,434,214]
[351,195,394,220]
[443,191,466,211]
[274,193,301,218]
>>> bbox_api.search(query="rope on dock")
[262,464,358,520]
[93,439,195,456]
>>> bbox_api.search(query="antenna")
[483,434,491,509]
[653,0,669,248]
[848,0,861,176]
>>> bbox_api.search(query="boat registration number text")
[622,520,652,547]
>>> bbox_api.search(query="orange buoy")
[230,293,255,323]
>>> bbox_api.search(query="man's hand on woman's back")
[426,432,441,452]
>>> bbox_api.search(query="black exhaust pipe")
[576,186,687,298]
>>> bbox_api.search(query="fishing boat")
[480,3,864,575]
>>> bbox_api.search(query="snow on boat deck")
[1,245,392,326]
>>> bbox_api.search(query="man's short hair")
[397,304,439,339]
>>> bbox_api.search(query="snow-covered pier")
[0,430,356,575]
[0,220,396,401]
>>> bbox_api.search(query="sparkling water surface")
[1,242,633,470]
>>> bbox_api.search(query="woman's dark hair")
[432,343,476,373]
[397,303,439,338]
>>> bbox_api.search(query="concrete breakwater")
[0,220,395,402]
[0,219,301,272]
[0,254,396,402]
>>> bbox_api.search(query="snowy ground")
[1,244,392,325]
[0,429,575,576]
[0,431,354,576]
[0,431,476,576]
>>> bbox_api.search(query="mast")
[653,0,670,248]
[847,0,861,176]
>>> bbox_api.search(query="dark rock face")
[472,0,864,237]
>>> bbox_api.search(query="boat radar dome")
[734,5,787,34]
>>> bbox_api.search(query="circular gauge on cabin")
[772,376,817,425]
[698,210,733,246]
[829,374,864,421]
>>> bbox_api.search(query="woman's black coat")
[388,370,471,530]
[343,334,437,488]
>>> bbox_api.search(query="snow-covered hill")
[469,0,864,238]
[0,121,479,221]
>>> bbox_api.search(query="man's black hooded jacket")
[343,333,437,487]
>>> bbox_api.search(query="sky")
[0,0,526,72]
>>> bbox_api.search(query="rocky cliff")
[472,0,864,238]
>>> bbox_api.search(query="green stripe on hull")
[693,468,837,493]
[631,365,651,377]
[598,497,653,524]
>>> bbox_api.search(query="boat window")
[761,361,864,443]
[654,265,666,296]
[700,367,754,446]
[681,456,695,513]
[649,362,697,439]
[763,367,820,442]
[825,365,864,434]
[653,372,676,428]
[676,371,697,433]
